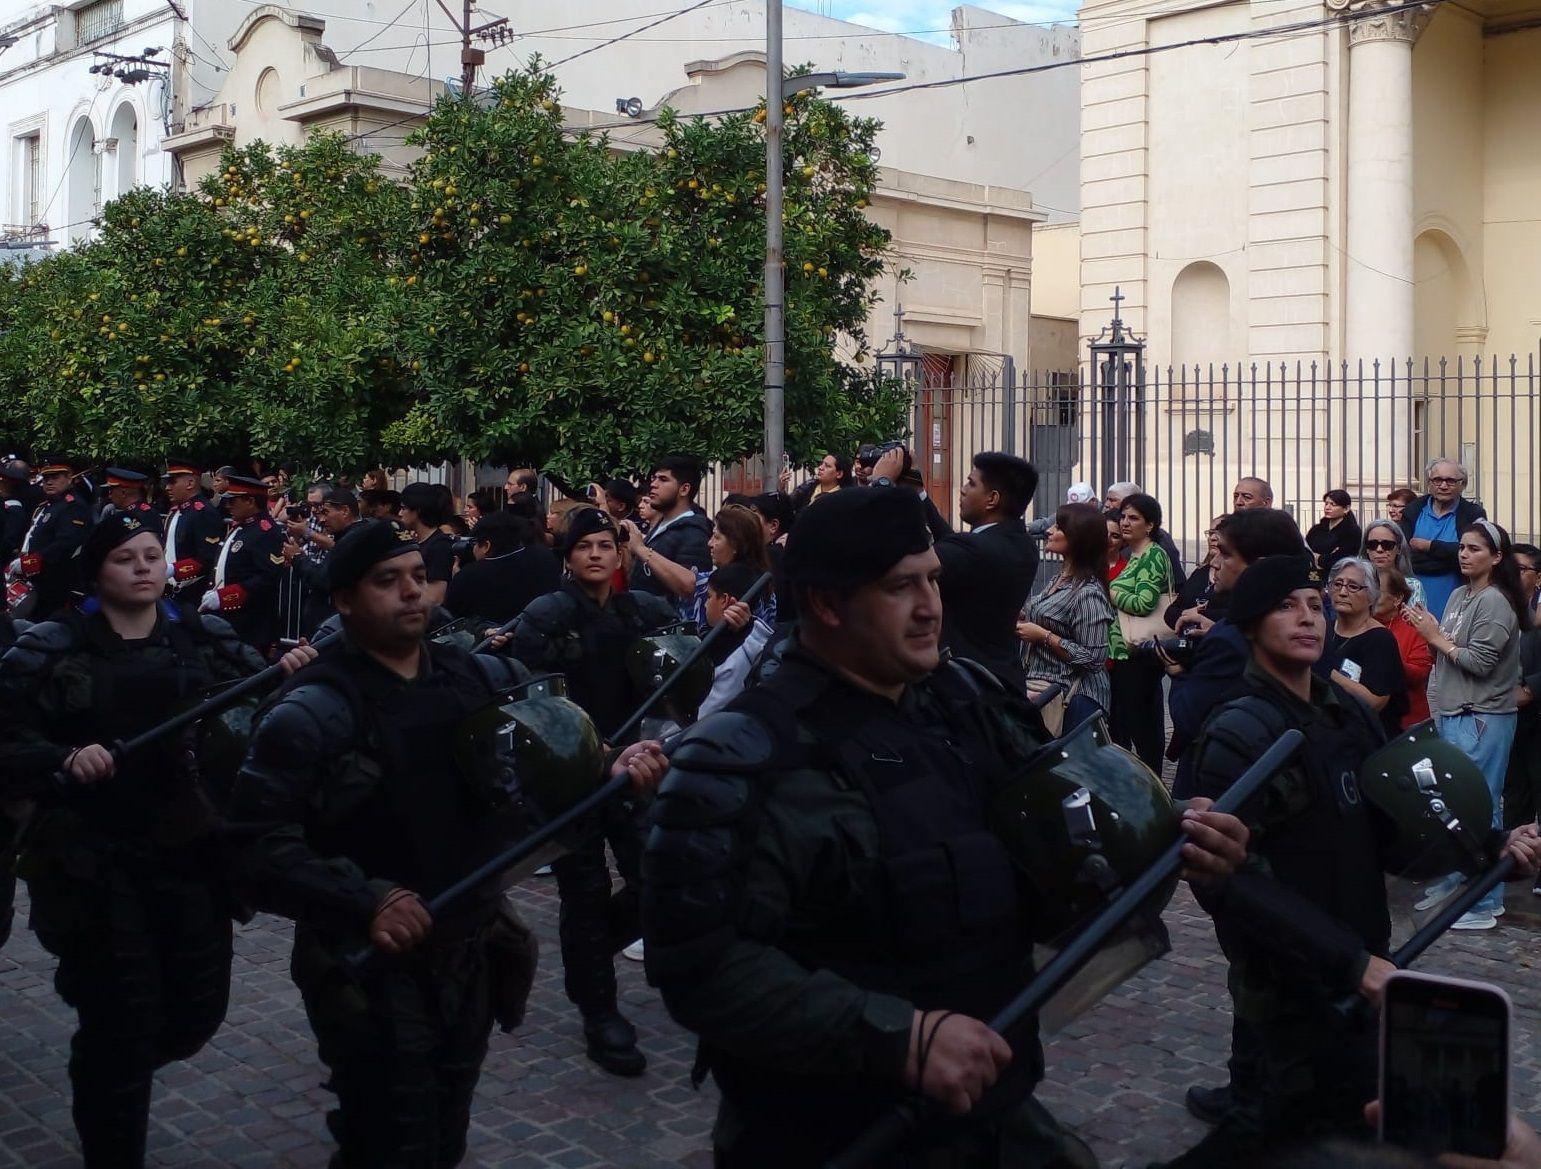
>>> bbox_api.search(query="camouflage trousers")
[29,845,233,1169]
[292,922,496,1169]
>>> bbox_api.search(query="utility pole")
[761,0,785,492]
[435,0,486,94]
[758,3,901,491]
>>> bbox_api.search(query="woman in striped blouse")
[1017,502,1115,732]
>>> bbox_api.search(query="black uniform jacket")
[935,516,1039,689]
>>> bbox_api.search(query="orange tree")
[0,134,412,470]
[387,64,910,483]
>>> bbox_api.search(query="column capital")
[1328,0,1435,45]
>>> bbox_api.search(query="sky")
[786,0,1080,45]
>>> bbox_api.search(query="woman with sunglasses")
[1359,519,1426,609]
[1405,518,1529,930]
[1318,558,1407,737]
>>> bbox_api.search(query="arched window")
[65,115,98,244]
[1170,261,1232,369]
[108,101,139,200]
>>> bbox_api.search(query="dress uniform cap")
[782,485,932,590]
[80,510,163,583]
[163,458,202,479]
[326,518,421,592]
[1227,554,1323,627]
[222,475,269,499]
[36,453,76,476]
[558,507,618,557]
[104,467,149,489]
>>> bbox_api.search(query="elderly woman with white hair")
[1315,557,1409,736]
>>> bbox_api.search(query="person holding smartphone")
[1405,519,1529,930]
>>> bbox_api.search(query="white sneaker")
[534,864,554,876]
[1450,909,1497,931]
[1494,904,1505,917]
[622,938,645,962]
[1413,876,1461,912]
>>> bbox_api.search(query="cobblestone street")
[2,876,1537,1168]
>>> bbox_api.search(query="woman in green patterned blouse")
[1108,493,1175,770]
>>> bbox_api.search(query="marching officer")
[501,506,679,1076]
[199,474,284,654]
[640,487,1252,1168]
[16,454,94,618]
[102,467,159,522]
[162,457,226,608]
[1155,555,1541,1168]
[0,511,314,1168]
[227,519,669,1169]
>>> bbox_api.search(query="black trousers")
[552,798,644,1018]
[1109,655,1167,773]
[31,851,233,1169]
[293,925,495,1169]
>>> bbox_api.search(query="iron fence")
[892,351,1541,568]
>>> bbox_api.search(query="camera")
[856,439,906,467]
[451,534,477,568]
[285,504,311,521]
[1131,634,1197,670]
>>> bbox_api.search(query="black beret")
[80,510,162,583]
[1228,554,1324,627]
[559,507,619,557]
[326,519,421,592]
[783,485,932,591]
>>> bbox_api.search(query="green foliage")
[0,63,910,480]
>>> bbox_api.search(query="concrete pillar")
[1341,1,1432,362]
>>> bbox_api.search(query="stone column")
[1337,0,1433,363]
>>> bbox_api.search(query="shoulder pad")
[472,651,531,690]
[637,592,681,628]
[7,618,76,658]
[1207,694,1290,743]
[670,711,778,774]
[256,684,354,747]
[521,590,578,628]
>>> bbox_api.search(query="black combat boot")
[1183,1083,1233,1125]
[583,1010,646,1077]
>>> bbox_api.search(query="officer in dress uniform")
[1,459,31,568]
[17,454,94,619]
[501,507,680,1076]
[640,487,1253,1168]
[0,512,315,1169]
[200,475,284,654]
[161,458,226,608]
[227,520,670,1169]
[1153,555,1541,1169]
[102,468,160,522]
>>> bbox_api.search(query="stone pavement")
[1,875,1537,1168]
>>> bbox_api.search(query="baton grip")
[825,1103,924,1169]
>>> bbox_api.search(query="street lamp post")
[761,0,901,490]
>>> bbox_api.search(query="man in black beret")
[643,486,1252,1168]
[229,517,671,1167]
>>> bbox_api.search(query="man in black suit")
[933,452,1039,689]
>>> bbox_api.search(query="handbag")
[1025,676,1080,738]
[1115,554,1177,649]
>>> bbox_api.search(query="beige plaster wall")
[1481,26,1541,360]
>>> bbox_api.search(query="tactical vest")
[49,604,219,839]
[731,656,1038,1041]
[282,642,515,917]
[1200,691,1391,958]
[531,586,661,733]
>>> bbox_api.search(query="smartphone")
[1379,971,1510,1159]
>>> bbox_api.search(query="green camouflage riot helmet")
[429,616,490,653]
[1358,719,1496,878]
[625,624,712,725]
[989,714,1181,938]
[454,674,605,826]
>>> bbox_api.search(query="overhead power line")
[548,0,721,67]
